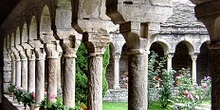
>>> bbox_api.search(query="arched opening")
[120,44,128,89]
[106,43,115,89]
[150,42,164,56]
[173,41,193,72]
[197,42,211,84]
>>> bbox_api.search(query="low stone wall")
[104,88,180,102]
[104,89,128,102]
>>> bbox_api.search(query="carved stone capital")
[45,42,63,59]
[61,43,76,58]
[83,30,110,55]
[9,51,15,61]
[35,48,46,60]
[19,50,28,61]
[61,36,81,58]
[191,54,198,61]
[114,54,121,61]
[26,49,36,60]
[13,52,21,61]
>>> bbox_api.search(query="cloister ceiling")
[0,0,20,25]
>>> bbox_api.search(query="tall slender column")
[113,54,121,89]
[83,33,110,110]
[191,54,197,84]
[167,53,173,72]
[14,52,21,87]
[20,50,28,90]
[63,53,76,108]
[88,53,103,110]
[127,49,148,110]
[62,42,77,108]
[61,36,81,108]
[26,49,36,92]
[10,52,16,85]
[45,43,62,102]
[57,53,62,93]
[35,48,46,105]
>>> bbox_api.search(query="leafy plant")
[39,98,47,109]
[8,82,16,94]
[148,51,167,107]
[46,97,74,110]
[14,87,25,103]
[22,91,35,108]
[159,69,175,108]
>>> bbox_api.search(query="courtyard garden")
[7,44,211,110]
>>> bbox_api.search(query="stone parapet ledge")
[3,94,25,110]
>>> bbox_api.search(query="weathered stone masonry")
[1,0,220,110]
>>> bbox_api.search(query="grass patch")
[103,102,167,110]
[103,102,128,110]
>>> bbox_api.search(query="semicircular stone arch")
[197,41,211,84]
[172,41,193,72]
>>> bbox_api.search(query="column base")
[113,84,120,90]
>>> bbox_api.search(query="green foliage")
[173,69,211,109]
[148,51,167,106]
[14,87,25,103]
[22,91,35,107]
[8,82,16,93]
[159,69,175,108]
[75,43,110,104]
[39,98,47,109]
[47,97,74,110]
[102,46,110,96]
[76,43,88,104]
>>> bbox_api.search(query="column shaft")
[21,60,28,90]
[128,52,148,110]
[191,55,197,84]
[28,60,35,92]
[167,54,173,72]
[63,57,75,107]
[11,59,16,85]
[15,60,21,87]
[57,58,62,92]
[35,59,45,104]
[88,55,103,110]
[47,58,58,102]
[113,55,120,89]
[210,49,220,110]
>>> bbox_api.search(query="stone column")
[113,54,121,89]
[209,48,220,110]
[19,50,28,90]
[26,49,36,92]
[14,52,21,87]
[127,49,148,110]
[57,52,62,93]
[62,42,77,108]
[167,54,173,72]
[10,52,16,85]
[83,33,110,110]
[35,48,46,105]
[87,53,103,110]
[45,43,62,102]
[191,54,197,84]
